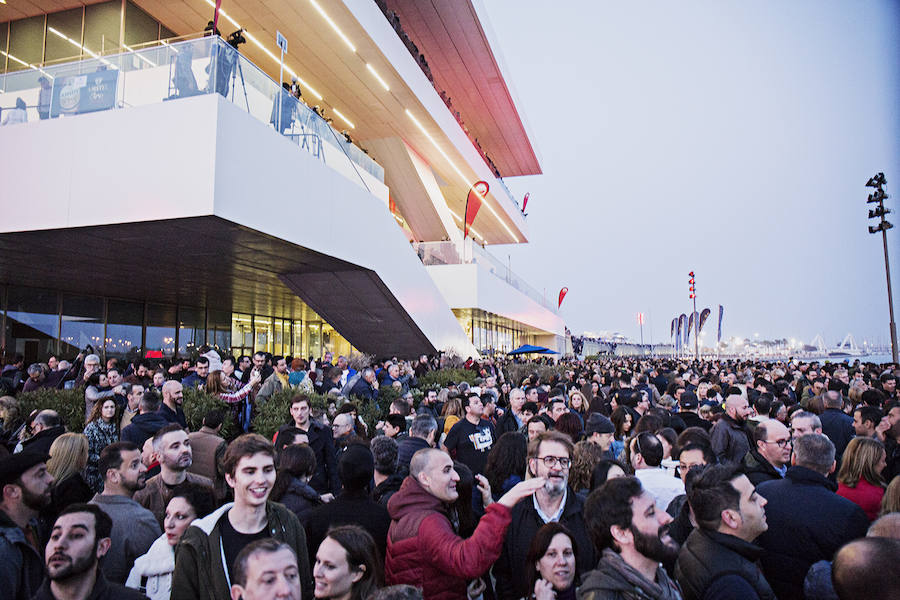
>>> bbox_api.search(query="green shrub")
[16,388,86,433]
[417,368,477,390]
[182,388,238,440]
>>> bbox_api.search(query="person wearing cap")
[304,443,390,562]
[0,451,55,599]
[676,392,711,432]
[584,414,617,459]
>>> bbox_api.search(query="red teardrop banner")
[558,287,568,309]
[465,181,489,239]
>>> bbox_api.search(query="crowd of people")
[1,348,899,600]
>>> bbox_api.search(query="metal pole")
[278,47,284,134]
[881,227,899,363]
[693,294,699,360]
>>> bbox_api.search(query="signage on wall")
[50,69,119,117]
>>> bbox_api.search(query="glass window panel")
[60,295,103,358]
[273,318,286,356]
[308,323,321,361]
[232,313,253,355]
[293,320,304,359]
[1,22,9,74]
[45,8,84,63]
[178,306,204,357]
[207,309,231,355]
[124,1,160,46]
[8,16,45,72]
[146,304,176,359]
[5,287,59,363]
[84,1,122,55]
[255,316,272,354]
[321,323,333,356]
[106,299,142,361]
[160,25,175,41]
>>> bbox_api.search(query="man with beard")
[709,390,753,464]
[493,431,596,600]
[878,401,900,481]
[34,503,145,599]
[133,424,214,526]
[675,464,774,600]
[0,452,55,599]
[580,476,682,600]
[89,441,161,584]
[443,394,496,476]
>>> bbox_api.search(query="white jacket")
[125,534,175,600]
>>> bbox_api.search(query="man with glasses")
[493,431,596,600]
[742,419,792,486]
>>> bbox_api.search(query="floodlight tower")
[689,272,699,360]
[866,172,898,364]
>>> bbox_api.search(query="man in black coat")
[279,396,340,496]
[675,464,775,600]
[396,414,436,474]
[818,391,853,451]
[756,434,869,600]
[492,432,595,600]
[304,444,390,562]
[19,411,65,456]
[741,419,791,486]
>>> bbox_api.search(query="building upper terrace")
[0,33,387,195]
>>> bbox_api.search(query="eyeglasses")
[761,438,792,448]
[535,455,571,469]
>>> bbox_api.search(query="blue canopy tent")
[508,344,559,355]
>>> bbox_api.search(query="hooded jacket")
[0,509,45,600]
[125,533,174,600]
[385,476,511,600]
[121,412,170,447]
[577,548,682,600]
[171,501,312,600]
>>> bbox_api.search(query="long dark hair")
[483,432,527,497]
[451,461,476,538]
[525,522,579,593]
[611,407,632,440]
[270,444,316,502]
[323,525,383,600]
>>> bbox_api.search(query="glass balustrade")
[0,34,385,189]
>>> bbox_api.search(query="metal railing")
[412,241,557,312]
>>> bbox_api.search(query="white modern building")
[0,0,565,365]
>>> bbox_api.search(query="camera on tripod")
[227,28,247,49]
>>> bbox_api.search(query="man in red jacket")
[385,448,543,600]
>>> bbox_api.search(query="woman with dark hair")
[270,443,322,526]
[205,368,259,403]
[569,441,605,496]
[554,412,583,444]
[589,459,626,491]
[525,522,579,600]
[451,461,477,538]
[127,482,216,599]
[83,397,119,492]
[314,524,382,600]
[609,407,632,459]
[84,371,114,424]
[483,432,527,501]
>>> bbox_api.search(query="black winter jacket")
[755,466,869,600]
[675,528,774,600]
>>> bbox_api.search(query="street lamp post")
[866,173,898,364]
[689,272,699,360]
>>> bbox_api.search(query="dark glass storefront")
[0,286,352,366]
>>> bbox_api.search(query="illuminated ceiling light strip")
[47,26,116,69]
[406,109,520,242]
[448,209,485,241]
[1,50,31,68]
[309,0,356,52]
[123,43,157,67]
[331,108,355,129]
[202,0,323,100]
[366,63,389,91]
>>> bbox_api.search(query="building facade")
[0,0,564,365]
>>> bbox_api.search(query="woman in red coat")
[837,437,887,521]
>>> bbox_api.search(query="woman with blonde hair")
[441,396,463,435]
[837,436,887,521]
[47,432,92,513]
[881,475,900,516]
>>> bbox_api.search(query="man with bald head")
[384,448,543,599]
[819,390,854,463]
[832,537,900,600]
[710,388,753,464]
[159,380,186,428]
[743,419,792,485]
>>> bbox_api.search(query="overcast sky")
[478,0,900,348]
